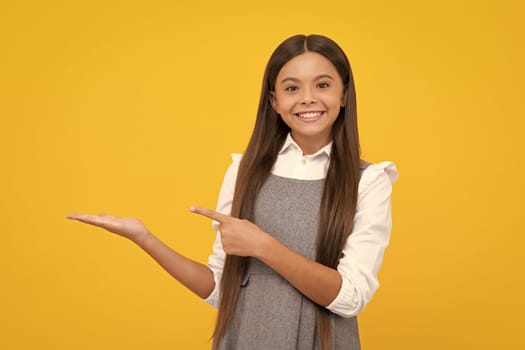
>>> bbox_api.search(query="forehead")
[277,52,340,80]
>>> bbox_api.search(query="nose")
[300,87,316,104]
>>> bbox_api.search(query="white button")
[301,159,307,165]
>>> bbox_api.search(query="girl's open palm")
[67,213,150,243]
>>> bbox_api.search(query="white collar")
[278,133,332,158]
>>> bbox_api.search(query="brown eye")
[285,86,299,92]
[317,82,330,88]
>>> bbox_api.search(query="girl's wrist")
[254,230,275,260]
[133,230,154,248]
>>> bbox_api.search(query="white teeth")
[297,112,322,119]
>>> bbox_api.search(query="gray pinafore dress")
[215,174,361,350]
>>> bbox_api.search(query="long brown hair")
[213,34,361,350]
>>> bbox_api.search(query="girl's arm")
[66,214,215,299]
[259,234,342,307]
[190,207,341,307]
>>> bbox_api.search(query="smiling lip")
[295,111,325,122]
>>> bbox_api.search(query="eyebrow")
[279,74,335,84]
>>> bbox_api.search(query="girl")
[68,34,398,350]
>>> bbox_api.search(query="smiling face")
[270,51,346,155]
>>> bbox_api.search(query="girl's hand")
[66,213,151,244]
[189,206,270,258]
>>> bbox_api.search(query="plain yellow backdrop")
[1,0,524,349]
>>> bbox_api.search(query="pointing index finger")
[189,206,230,223]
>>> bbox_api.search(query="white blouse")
[204,133,399,318]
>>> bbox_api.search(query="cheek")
[327,93,345,108]
[275,95,296,112]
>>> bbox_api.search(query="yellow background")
[2,0,524,349]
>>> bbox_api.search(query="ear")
[269,91,280,114]
[340,87,347,107]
